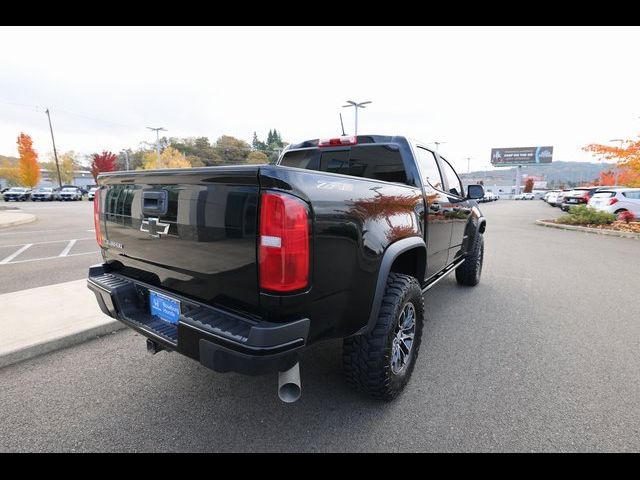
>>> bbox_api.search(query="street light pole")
[342,100,371,136]
[466,157,471,174]
[429,141,446,152]
[44,108,63,188]
[121,149,130,171]
[147,127,167,164]
[610,138,624,186]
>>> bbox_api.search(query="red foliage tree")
[91,151,117,182]
[523,178,534,193]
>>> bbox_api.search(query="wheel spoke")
[391,302,418,374]
[399,338,411,355]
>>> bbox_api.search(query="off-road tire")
[343,273,424,401]
[455,233,484,286]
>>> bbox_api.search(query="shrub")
[556,205,616,225]
[617,210,636,223]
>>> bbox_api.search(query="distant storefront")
[38,169,95,188]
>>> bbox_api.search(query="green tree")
[0,156,20,186]
[246,151,268,164]
[214,135,251,164]
[252,132,267,152]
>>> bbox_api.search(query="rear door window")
[280,145,408,185]
[622,191,640,199]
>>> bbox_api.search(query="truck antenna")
[339,113,346,136]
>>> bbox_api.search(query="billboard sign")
[490,146,553,166]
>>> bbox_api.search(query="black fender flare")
[463,209,486,255]
[357,236,427,336]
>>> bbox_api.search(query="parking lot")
[1,199,639,452]
[0,201,100,294]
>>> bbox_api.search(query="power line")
[0,101,139,130]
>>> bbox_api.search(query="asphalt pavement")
[0,201,100,294]
[1,199,639,452]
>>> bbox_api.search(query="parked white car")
[545,190,560,205]
[588,188,640,218]
[514,192,535,200]
[87,186,99,201]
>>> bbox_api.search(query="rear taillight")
[608,198,619,206]
[259,191,309,293]
[93,188,103,247]
[318,135,357,147]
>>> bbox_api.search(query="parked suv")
[3,187,31,201]
[59,186,83,201]
[31,187,60,201]
[588,188,640,218]
[514,192,535,200]
[88,134,487,402]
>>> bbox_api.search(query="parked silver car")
[31,187,60,201]
[59,187,83,201]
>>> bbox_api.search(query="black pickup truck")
[88,135,486,402]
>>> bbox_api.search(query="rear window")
[280,145,408,184]
[592,192,615,198]
[622,190,640,199]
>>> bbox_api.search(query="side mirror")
[467,184,485,200]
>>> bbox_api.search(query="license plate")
[568,199,577,203]
[149,290,181,324]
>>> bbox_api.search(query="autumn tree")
[523,178,535,193]
[583,135,640,187]
[597,170,616,186]
[140,146,191,170]
[16,133,40,187]
[55,151,80,184]
[91,151,117,182]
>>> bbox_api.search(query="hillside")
[460,161,612,187]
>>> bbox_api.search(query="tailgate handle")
[142,190,168,215]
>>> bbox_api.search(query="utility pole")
[342,100,371,136]
[45,108,63,188]
[466,157,471,174]
[147,127,167,164]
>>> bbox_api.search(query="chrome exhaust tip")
[278,362,301,403]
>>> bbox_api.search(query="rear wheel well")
[389,247,425,283]
[614,208,627,214]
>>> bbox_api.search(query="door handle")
[142,190,168,216]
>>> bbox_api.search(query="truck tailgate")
[98,166,261,315]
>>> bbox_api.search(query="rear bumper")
[87,265,309,375]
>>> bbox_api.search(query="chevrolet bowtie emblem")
[140,217,170,238]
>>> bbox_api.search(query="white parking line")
[0,228,93,237]
[0,244,33,264]
[0,237,93,249]
[58,239,77,257]
[1,251,99,265]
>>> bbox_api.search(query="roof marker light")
[318,136,357,147]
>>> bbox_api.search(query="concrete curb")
[536,219,640,239]
[0,321,127,369]
[0,212,36,228]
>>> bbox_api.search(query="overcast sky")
[1,26,639,172]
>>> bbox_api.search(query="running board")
[422,258,465,293]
